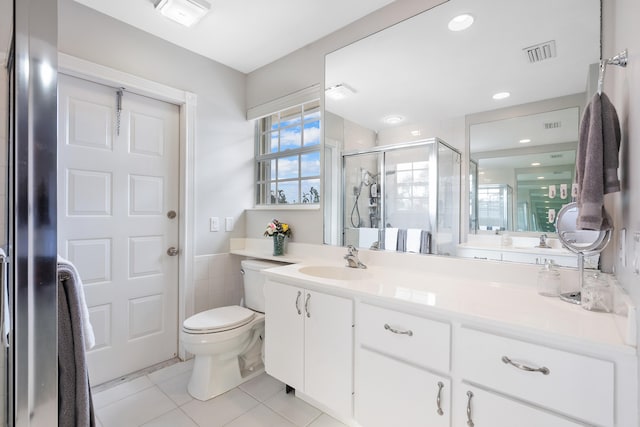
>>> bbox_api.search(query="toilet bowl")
[180,259,283,401]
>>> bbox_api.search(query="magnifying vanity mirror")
[323,0,602,265]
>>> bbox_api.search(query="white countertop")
[262,261,635,355]
[231,238,635,354]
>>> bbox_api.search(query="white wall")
[58,0,254,257]
[602,0,640,402]
[245,0,446,244]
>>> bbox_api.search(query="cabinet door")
[454,385,583,427]
[356,347,450,427]
[264,281,304,390]
[304,290,354,418]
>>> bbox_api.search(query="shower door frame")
[341,138,461,252]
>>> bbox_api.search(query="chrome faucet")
[344,245,367,269]
[538,233,550,248]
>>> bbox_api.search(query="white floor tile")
[148,360,194,385]
[264,391,322,426]
[224,404,297,427]
[157,371,193,406]
[180,388,260,427]
[97,386,177,427]
[141,409,198,427]
[93,376,154,410]
[239,373,285,402]
[307,413,349,427]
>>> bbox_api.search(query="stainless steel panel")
[12,0,58,426]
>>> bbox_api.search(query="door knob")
[167,247,179,256]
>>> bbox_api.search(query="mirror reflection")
[471,106,579,233]
[324,0,601,264]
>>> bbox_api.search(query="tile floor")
[93,360,349,427]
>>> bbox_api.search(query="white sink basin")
[298,265,371,280]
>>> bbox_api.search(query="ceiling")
[325,0,600,133]
[73,0,395,74]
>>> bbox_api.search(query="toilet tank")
[240,259,285,313]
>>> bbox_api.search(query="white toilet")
[180,259,282,401]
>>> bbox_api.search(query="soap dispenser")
[537,259,561,297]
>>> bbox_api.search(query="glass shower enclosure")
[342,138,461,256]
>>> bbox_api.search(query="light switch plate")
[210,217,219,232]
[225,217,234,232]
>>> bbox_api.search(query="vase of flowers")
[264,219,292,256]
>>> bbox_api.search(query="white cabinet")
[455,327,614,427]
[264,280,353,418]
[453,385,584,427]
[355,303,451,427]
[357,347,450,427]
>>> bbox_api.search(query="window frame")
[255,100,321,207]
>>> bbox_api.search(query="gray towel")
[419,231,432,254]
[576,92,621,230]
[58,266,96,427]
[396,229,407,252]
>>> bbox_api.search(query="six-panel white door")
[58,74,180,385]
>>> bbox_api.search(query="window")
[256,100,321,205]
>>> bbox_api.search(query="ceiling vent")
[524,40,557,63]
[544,121,562,130]
[549,154,564,159]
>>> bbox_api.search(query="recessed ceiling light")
[325,84,356,100]
[544,201,550,203]
[537,176,545,180]
[448,14,475,32]
[492,92,511,100]
[155,0,211,27]
[541,186,548,189]
[519,138,531,144]
[531,162,541,166]
[383,115,405,125]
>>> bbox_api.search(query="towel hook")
[597,49,628,95]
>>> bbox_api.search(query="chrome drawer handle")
[466,391,474,427]
[501,356,550,375]
[436,381,444,416]
[384,323,413,336]
[295,291,302,315]
[305,293,311,318]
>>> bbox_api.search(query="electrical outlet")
[225,217,234,232]
[209,217,219,232]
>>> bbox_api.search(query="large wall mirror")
[323,0,601,264]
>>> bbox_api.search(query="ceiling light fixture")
[325,84,356,100]
[383,115,405,125]
[519,138,531,143]
[155,0,211,27]
[537,176,545,180]
[492,91,510,100]
[448,14,474,31]
[531,162,541,166]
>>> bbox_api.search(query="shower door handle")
[0,249,9,348]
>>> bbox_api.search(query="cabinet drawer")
[456,384,584,427]
[456,327,614,427]
[356,347,450,427]
[358,303,450,372]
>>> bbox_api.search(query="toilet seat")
[183,305,256,334]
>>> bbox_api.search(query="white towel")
[358,227,380,249]
[1,249,9,348]
[384,228,398,251]
[58,255,96,351]
[406,229,422,253]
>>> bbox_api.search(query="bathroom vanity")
[231,239,638,427]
